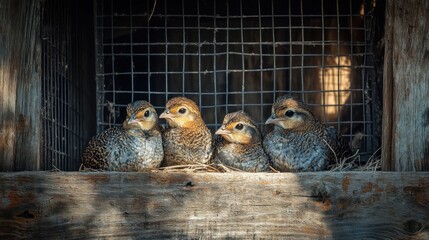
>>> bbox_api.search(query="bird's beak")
[159,110,172,119]
[127,114,139,125]
[265,113,278,125]
[215,126,231,135]
[128,119,139,125]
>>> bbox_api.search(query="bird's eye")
[235,123,244,130]
[179,108,186,114]
[285,110,294,117]
[144,110,150,117]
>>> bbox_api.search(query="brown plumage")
[81,100,163,171]
[160,97,212,166]
[213,111,270,172]
[263,95,351,171]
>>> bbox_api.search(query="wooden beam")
[0,0,43,171]
[381,0,394,171]
[382,0,429,171]
[0,172,428,239]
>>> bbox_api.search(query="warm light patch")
[360,2,365,16]
[319,56,351,117]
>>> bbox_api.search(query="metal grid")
[96,0,378,159]
[41,0,94,170]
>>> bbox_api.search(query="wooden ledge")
[1,172,428,239]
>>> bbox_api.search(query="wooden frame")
[1,0,429,238]
[1,172,428,238]
[381,0,429,171]
[0,0,43,170]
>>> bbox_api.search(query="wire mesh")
[95,0,378,159]
[41,0,95,170]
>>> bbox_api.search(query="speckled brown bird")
[213,111,270,172]
[263,95,351,171]
[81,100,163,171]
[160,97,212,166]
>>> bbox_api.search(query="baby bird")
[160,97,212,166]
[81,100,163,171]
[213,111,270,172]
[263,95,351,171]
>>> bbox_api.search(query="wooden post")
[382,0,429,171]
[0,0,43,171]
[0,172,428,239]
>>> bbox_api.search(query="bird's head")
[159,97,203,128]
[123,100,159,131]
[216,111,261,144]
[265,95,318,132]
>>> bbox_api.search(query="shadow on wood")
[0,172,428,239]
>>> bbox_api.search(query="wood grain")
[0,172,428,239]
[0,0,43,171]
[382,0,429,171]
[381,0,394,171]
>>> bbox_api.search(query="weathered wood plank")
[0,172,428,239]
[0,0,43,171]
[382,0,429,171]
[13,0,43,170]
[381,0,394,171]
[0,0,18,171]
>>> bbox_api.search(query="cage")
[41,0,95,170]
[94,0,380,163]
[4,1,429,238]
[34,0,382,171]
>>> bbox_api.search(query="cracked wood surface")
[0,172,428,239]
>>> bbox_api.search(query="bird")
[81,100,163,171]
[213,111,270,172]
[263,95,351,172]
[159,96,212,166]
